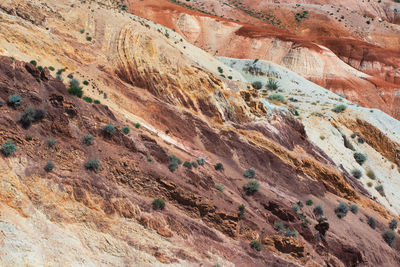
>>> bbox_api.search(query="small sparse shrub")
[368,217,376,229]
[83,96,92,103]
[34,109,46,121]
[357,137,365,144]
[191,161,198,168]
[238,204,245,218]
[214,162,224,171]
[306,200,313,206]
[25,135,32,141]
[85,158,100,173]
[197,157,205,166]
[20,107,35,128]
[243,168,255,178]
[375,185,385,196]
[168,155,182,172]
[268,93,284,102]
[1,141,17,156]
[313,204,324,217]
[351,133,357,138]
[354,152,367,165]
[183,161,192,169]
[250,240,261,251]
[80,29,85,34]
[266,78,279,90]
[152,198,165,210]
[47,138,57,147]
[285,230,297,237]
[215,184,224,191]
[334,201,348,218]
[251,81,263,90]
[44,161,55,172]
[146,156,152,162]
[217,66,223,73]
[297,201,304,208]
[244,180,259,194]
[389,219,398,230]
[103,124,116,135]
[8,94,22,108]
[293,205,299,212]
[332,104,347,113]
[83,135,94,146]
[382,230,396,247]
[122,127,130,134]
[350,204,359,214]
[366,170,376,180]
[351,169,362,179]
[94,100,101,104]
[367,182,373,187]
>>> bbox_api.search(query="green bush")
[168,155,182,172]
[382,230,396,247]
[47,138,57,147]
[152,198,165,210]
[313,204,324,217]
[214,163,224,171]
[20,107,35,128]
[389,219,398,230]
[368,217,376,229]
[122,127,130,134]
[146,156,152,162]
[68,86,83,97]
[37,66,43,71]
[238,204,245,218]
[86,36,92,41]
[94,100,101,104]
[83,96,93,103]
[266,78,279,90]
[351,169,362,179]
[332,104,347,113]
[250,240,261,251]
[244,180,259,194]
[103,124,116,135]
[183,161,192,169]
[350,204,358,214]
[1,141,17,156]
[251,81,263,90]
[191,161,198,168]
[306,199,313,206]
[44,161,55,172]
[83,135,94,146]
[85,158,100,173]
[215,184,224,191]
[48,66,55,71]
[134,123,141,129]
[268,94,285,102]
[217,66,223,73]
[243,168,256,178]
[197,157,205,166]
[293,205,299,212]
[8,94,22,108]
[29,60,37,66]
[83,80,89,85]
[334,201,348,218]
[354,152,367,165]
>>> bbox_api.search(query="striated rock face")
[0,0,400,266]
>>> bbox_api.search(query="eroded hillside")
[0,0,400,266]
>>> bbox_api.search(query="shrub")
[146,156,152,162]
[306,200,313,206]
[297,201,304,208]
[334,201,348,218]
[83,96,92,103]
[251,81,263,90]
[37,66,43,71]
[217,66,223,73]
[183,161,192,169]
[25,135,33,141]
[1,141,17,156]
[243,168,255,178]
[152,198,165,210]
[197,157,205,166]
[80,29,85,34]
[351,169,362,179]
[366,170,376,180]
[238,204,245,218]
[122,127,130,134]
[44,161,55,172]
[354,152,367,165]
[266,78,279,90]
[382,230,396,247]
[313,204,324,217]
[285,230,297,237]
[368,217,376,229]
[244,180,259,194]
[375,185,385,196]
[8,94,22,108]
[389,219,398,230]
[83,135,94,146]
[86,36,92,41]
[350,204,359,214]
[94,100,101,104]
[293,205,299,212]
[191,161,198,168]
[351,133,357,138]
[103,124,116,135]
[215,184,224,191]
[332,104,347,113]
[268,94,285,102]
[83,80,89,85]
[20,107,35,128]
[168,155,182,172]
[68,86,83,97]
[48,66,55,71]
[85,158,100,173]
[30,60,37,66]
[357,137,365,144]
[250,240,261,251]
[214,163,224,171]
[47,138,57,147]
[134,123,141,129]
[34,109,46,121]
[367,182,373,187]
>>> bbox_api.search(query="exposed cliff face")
[1,0,400,266]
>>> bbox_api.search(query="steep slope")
[1,0,400,266]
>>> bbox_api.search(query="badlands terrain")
[0,0,400,266]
